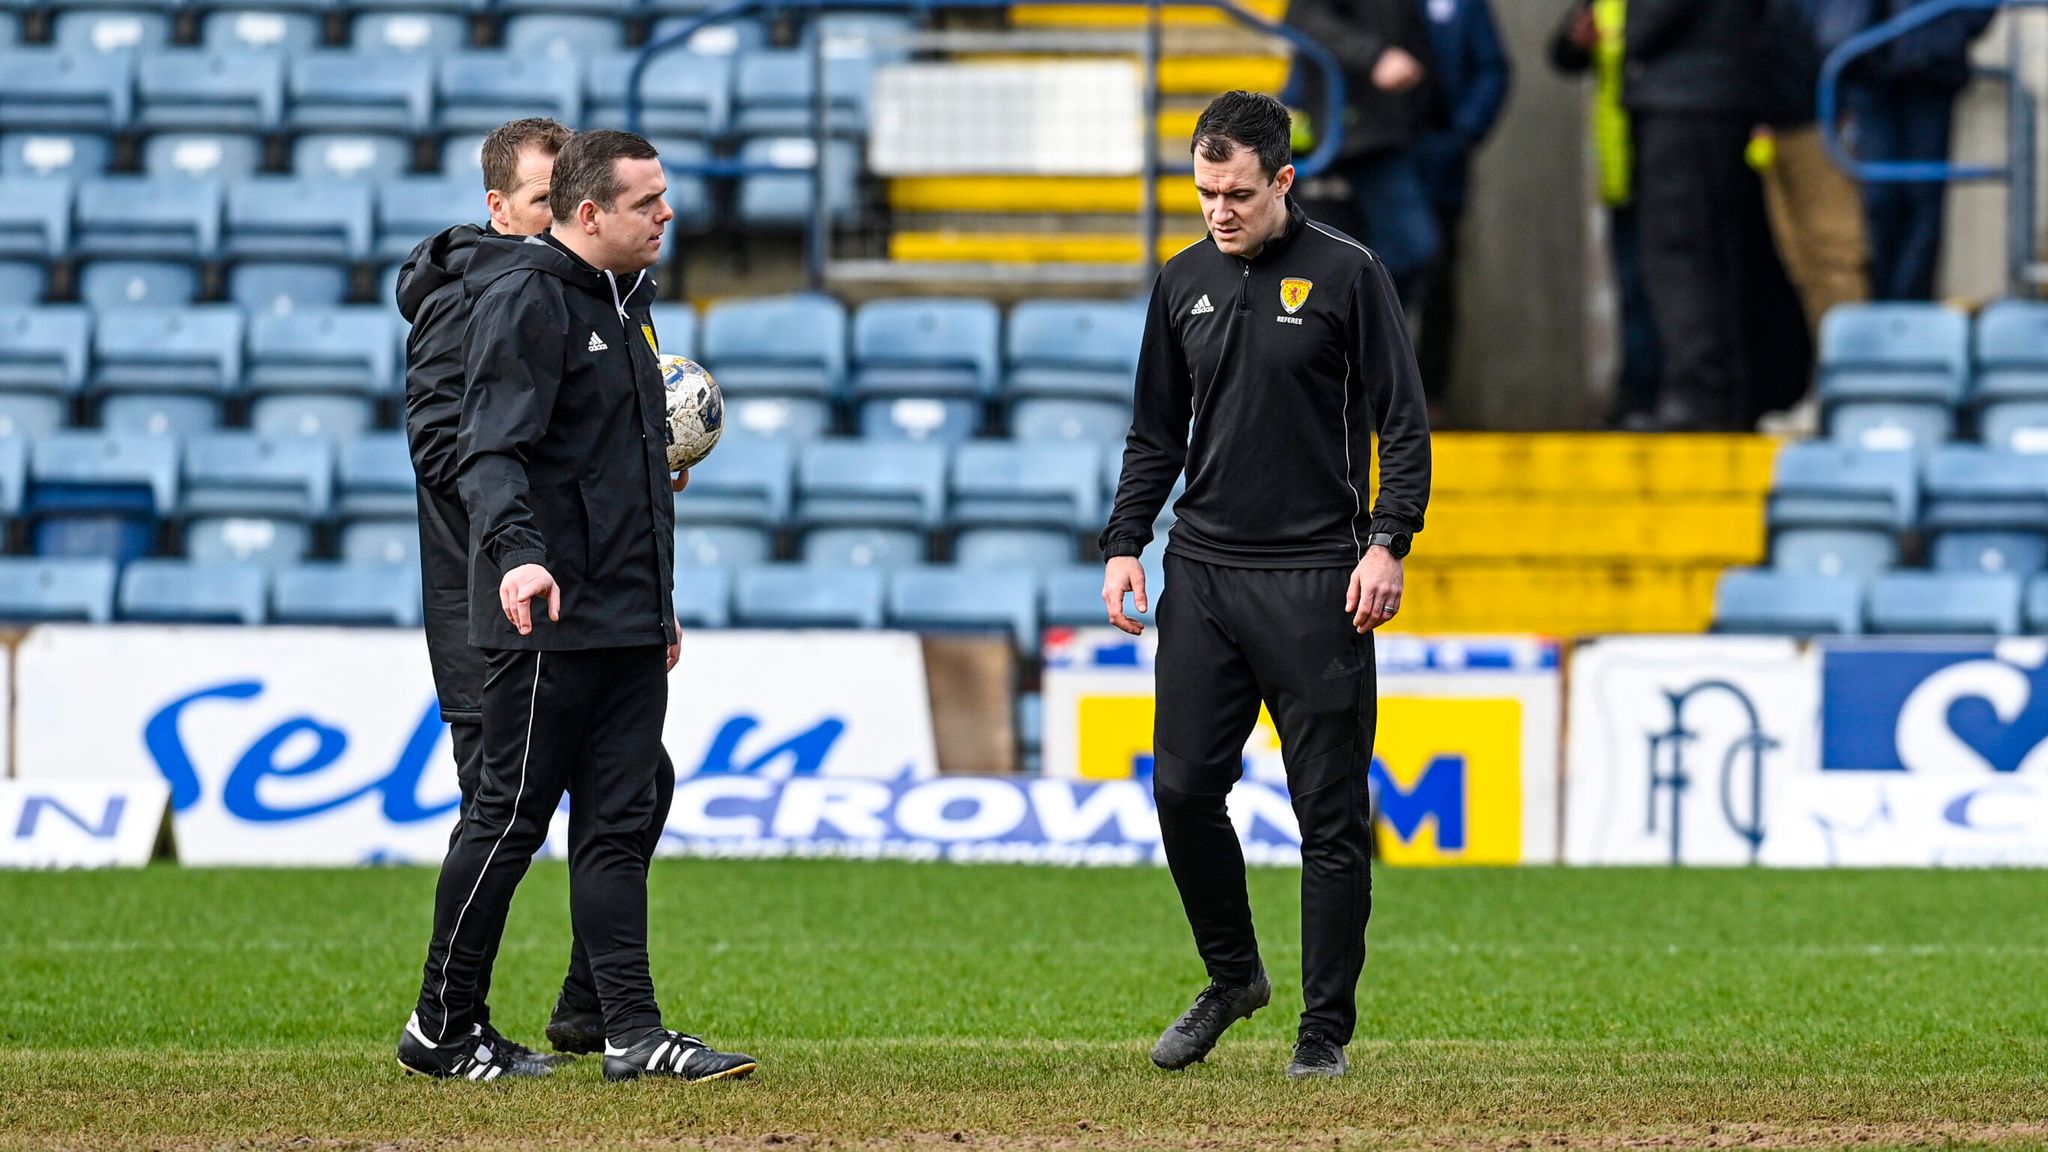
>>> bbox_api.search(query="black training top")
[1101,198,1432,570]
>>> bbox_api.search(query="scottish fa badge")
[1280,278,1313,314]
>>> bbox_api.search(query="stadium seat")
[1921,445,2048,536]
[1711,569,1864,635]
[701,293,847,395]
[646,15,767,55]
[438,131,485,176]
[1868,570,2023,635]
[731,48,870,137]
[0,393,66,444]
[201,9,323,52]
[502,13,624,56]
[584,49,732,137]
[2026,573,2048,633]
[99,393,221,438]
[75,177,224,260]
[674,435,793,527]
[77,260,201,308]
[292,134,410,185]
[1765,442,1918,534]
[1828,401,1951,453]
[435,53,581,137]
[93,305,243,395]
[0,435,25,522]
[348,0,477,15]
[181,432,334,520]
[953,527,1076,571]
[1971,300,2048,408]
[26,431,179,562]
[119,558,267,623]
[0,305,91,395]
[1005,299,1145,400]
[1980,401,2048,455]
[271,561,422,627]
[0,260,45,305]
[0,49,134,132]
[136,50,286,133]
[0,556,117,622]
[375,177,477,262]
[806,11,917,62]
[673,564,733,629]
[1,132,111,177]
[341,518,419,566]
[733,563,884,629]
[1010,397,1131,444]
[336,432,415,519]
[1041,561,1157,629]
[350,11,468,53]
[252,392,375,439]
[735,136,859,228]
[649,302,698,360]
[1819,303,1969,448]
[140,132,265,180]
[1769,529,1897,578]
[225,178,376,263]
[1930,530,2048,577]
[0,175,72,259]
[800,525,924,568]
[856,396,978,443]
[52,9,172,54]
[889,565,1039,652]
[796,441,946,529]
[675,524,771,568]
[246,307,396,397]
[229,262,352,313]
[289,52,435,136]
[950,442,1102,532]
[850,298,999,441]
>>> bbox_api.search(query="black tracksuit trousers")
[1152,554,1377,1045]
[415,645,670,1046]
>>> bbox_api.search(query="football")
[660,353,724,472]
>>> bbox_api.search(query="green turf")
[2,862,2045,1150]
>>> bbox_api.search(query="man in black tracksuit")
[398,130,755,1084]
[1101,93,1430,1081]
[395,118,677,1064]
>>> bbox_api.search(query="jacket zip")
[1236,260,1251,312]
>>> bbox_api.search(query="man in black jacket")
[1101,92,1430,1081]
[397,130,755,1084]
[395,118,680,1064]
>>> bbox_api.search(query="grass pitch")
[2,861,2045,1150]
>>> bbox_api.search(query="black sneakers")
[396,1015,552,1082]
[1285,1030,1347,1079]
[1150,968,1272,1070]
[545,998,606,1056]
[602,1029,759,1083]
[479,1022,571,1069]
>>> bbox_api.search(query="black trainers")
[1285,1030,1347,1079]
[545,999,606,1055]
[479,1022,571,1069]
[1150,968,1272,1070]
[396,1015,552,1082]
[602,1029,758,1083]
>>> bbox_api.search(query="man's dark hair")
[549,130,661,224]
[479,117,572,197]
[1190,91,1293,180]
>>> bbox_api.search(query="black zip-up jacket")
[1101,200,1430,568]
[1287,0,1446,160]
[1623,0,1769,117]
[457,231,676,651]
[396,221,490,720]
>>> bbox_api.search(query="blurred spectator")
[1625,0,1769,431]
[1550,0,1663,428]
[1413,0,1511,415]
[1288,0,1446,307]
[1837,0,1994,300]
[1757,0,1869,338]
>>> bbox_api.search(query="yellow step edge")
[1384,563,1724,635]
[1012,0,1287,27]
[949,54,1287,96]
[888,176,1203,215]
[1430,433,1784,498]
[1423,498,1766,563]
[890,231,1202,264]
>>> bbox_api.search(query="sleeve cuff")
[1368,514,1421,539]
[500,546,548,572]
[1100,538,1147,560]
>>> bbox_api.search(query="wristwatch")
[1366,531,1412,560]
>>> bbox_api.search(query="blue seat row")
[1766,441,2048,578]
[1714,568,2048,637]
[1820,300,2048,452]
[0,554,419,625]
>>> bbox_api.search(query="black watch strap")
[1366,531,1412,559]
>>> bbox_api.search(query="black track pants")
[1151,553,1376,1044]
[414,645,668,1045]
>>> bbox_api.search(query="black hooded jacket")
[396,221,490,721]
[457,231,676,651]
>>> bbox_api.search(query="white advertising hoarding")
[0,780,167,868]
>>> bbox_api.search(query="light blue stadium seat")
[0,556,117,622]
[702,293,847,397]
[52,9,172,54]
[674,523,771,568]
[272,561,422,627]
[436,53,581,137]
[1921,445,2048,536]
[0,260,45,304]
[183,432,334,522]
[1,132,110,178]
[889,565,1039,653]
[646,15,766,55]
[649,301,697,360]
[796,441,946,529]
[1828,400,1951,452]
[437,131,485,175]
[27,431,178,561]
[852,298,1001,399]
[725,397,831,440]
[1971,300,2048,407]
[201,9,324,52]
[0,176,71,259]
[375,177,476,262]
[805,11,916,62]
[140,131,264,180]
[673,564,733,629]
[953,527,1075,571]
[119,558,267,623]
[1041,561,1160,630]
[1765,441,1918,535]
[0,393,63,439]
[349,0,477,15]
[1769,528,1896,578]
[292,133,412,183]
[0,305,92,395]
[351,11,468,53]
[229,262,352,313]
[247,306,395,398]
[100,393,221,437]
[1980,401,2048,455]
[735,136,858,228]
[226,178,376,263]
[0,435,25,521]
[289,52,435,136]
[1819,303,1969,447]
[1006,298,1145,400]
[675,434,793,527]
[503,13,624,56]
[1010,396,1131,444]
[950,441,1102,532]
[731,48,870,136]
[77,259,201,308]
[855,396,978,443]
[733,563,884,629]
[75,176,223,260]
[1869,570,2022,635]
[585,49,732,137]
[800,525,924,568]
[341,518,419,566]
[136,50,286,133]
[185,514,310,568]
[252,393,376,440]
[0,49,135,132]
[1931,531,2048,577]
[2026,573,2048,633]
[1712,568,1864,636]
[0,12,12,45]
[93,305,243,395]
[336,431,415,519]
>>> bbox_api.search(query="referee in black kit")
[396,130,755,1084]
[1101,92,1431,1080]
